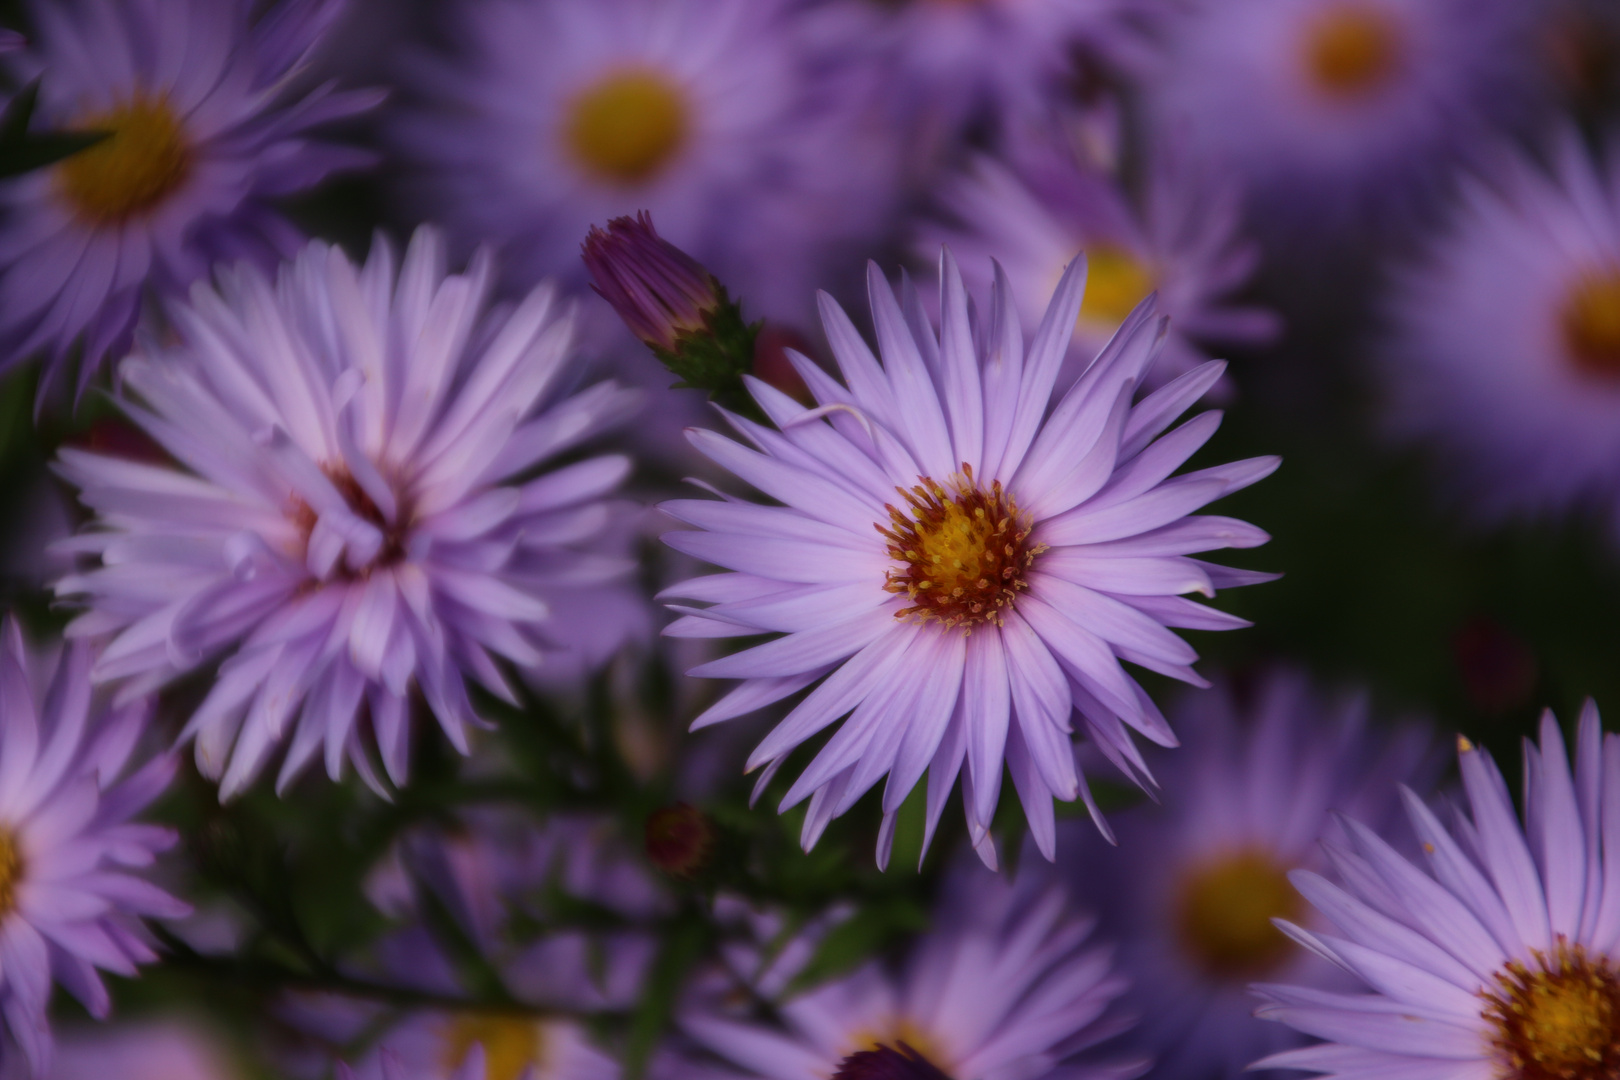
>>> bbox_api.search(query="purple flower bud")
[582,212,721,354]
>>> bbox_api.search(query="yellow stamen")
[1482,940,1620,1080]
[56,95,190,224]
[0,830,21,918]
[564,68,689,185]
[1174,848,1302,979]
[439,1014,545,1080]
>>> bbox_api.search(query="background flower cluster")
[0,0,1615,1079]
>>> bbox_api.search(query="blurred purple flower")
[0,620,187,1075]
[1255,705,1620,1079]
[688,866,1139,1080]
[44,1021,240,1080]
[660,253,1276,868]
[0,0,381,402]
[387,0,897,326]
[1381,131,1620,533]
[914,119,1279,391]
[1064,671,1437,1080]
[1146,0,1546,234]
[54,228,642,799]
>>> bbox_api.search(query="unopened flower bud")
[644,802,715,879]
[582,213,760,414]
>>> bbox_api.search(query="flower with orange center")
[662,251,1275,867]
[1255,709,1620,1080]
[440,1015,546,1080]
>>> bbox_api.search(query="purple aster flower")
[913,119,1279,392]
[0,619,188,1075]
[660,252,1278,867]
[1380,131,1620,533]
[387,0,898,326]
[53,228,642,799]
[0,0,380,401]
[47,1021,239,1080]
[1254,704,1620,1080]
[687,866,1139,1080]
[1145,0,1546,234]
[1063,671,1437,1080]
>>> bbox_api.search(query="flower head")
[0,0,380,400]
[1146,0,1546,233]
[1066,671,1437,1080]
[54,228,641,799]
[1381,131,1620,532]
[660,251,1277,867]
[687,867,1136,1080]
[389,0,894,325]
[1255,704,1620,1079]
[0,620,188,1075]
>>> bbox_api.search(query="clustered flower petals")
[55,227,640,798]
[661,250,1276,866]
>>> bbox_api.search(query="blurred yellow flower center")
[1482,942,1620,1080]
[846,1020,942,1064]
[1174,848,1302,979]
[1561,267,1620,380]
[439,1014,544,1080]
[879,466,1041,632]
[56,96,190,224]
[1078,247,1154,329]
[565,68,689,185]
[0,830,20,918]
[1302,4,1401,98]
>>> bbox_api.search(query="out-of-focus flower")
[0,621,188,1075]
[0,0,380,401]
[1147,0,1544,234]
[1380,132,1620,533]
[914,121,1278,391]
[1065,671,1437,1080]
[388,0,896,326]
[660,253,1277,867]
[54,228,641,799]
[688,867,1138,1080]
[342,1017,618,1080]
[1255,705,1620,1079]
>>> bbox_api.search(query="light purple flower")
[1254,704,1620,1079]
[1145,0,1545,234]
[1064,671,1437,1080]
[1380,131,1620,533]
[44,1021,240,1080]
[0,0,380,400]
[387,0,898,326]
[0,619,188,1075]
[913,119,1279,391]
[687,867,1138,1080]
[660,252,1277,867]
[54,227,642,799]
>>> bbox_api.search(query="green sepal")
[652,287,765,420]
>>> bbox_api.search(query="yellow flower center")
[0,830,21,918]
[845,1020,944,1065]
[1301,4,1402,98]
[878,466,1041,632]
[1482,941,1620,1080]
[1560,267,1620,381]
[55,95,190,224]
[1078,246,1154,330]
[439,1014,545,1080]
[564,68,689,185]
[1174,848,1302,980]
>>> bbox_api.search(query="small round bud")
[644,802,716,879]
